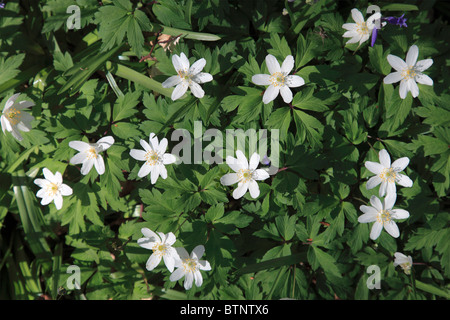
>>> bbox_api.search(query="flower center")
[401,67,417,80]
[5,108,22,125]
[145,150,160,166]
[356,22,369,35]
[380,168,397,183]
[377,209,392,224]
[237,169,253,183]
[45,182,59,197]
[152,242,168,257]
[86,146,98,160]
[269,72,286,87]
[178,69,191,82]
[182,258,198,273]
[400,262,412,274]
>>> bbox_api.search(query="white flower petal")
[175,247,190,261]
[158,138,168,154]
[365,161,384,174]
[379,180,387,197]
[163,254,176,273]
[170,267,186,282]
[286,75,305,88]
[252,74,271,86]
[415,59,433,72]
[281,55,295,74]
[248,153,260,171]
[184,271,194,290]
[189,81,205,98]
[236,150,248,169]
[54,194,63,210]
[96,136,114,151]
[34,178,48,189]
[342,30,358,38]
[392,157,409,172]
[137,238,156,250]
[262,85,280,104]
[172,54,187,72]
[198,259,211,271]
[149,133,159,151]
[130,149,147,161]
[146,253,162,271]
[59,184,73,196]
[279,86,293,103]
[141,228,160,241]
[165,232,177,246]
[406,45,419,67]
[387,54,407,72]
[379,149,391,168]
[386,181,396,197]
[225,156,243,172]
[265,54,281,75]
[162,153,176,165]
[171,82,189,101]
[158,164,167,180]
[384,221,400,238]
[70,152,87,165]
[415,74,433,86]
[4,93,20,111]
[80,159,95,175]
[384,192,397,210]
[399,79,408,99]
[42,168,56,183]
[391,209,410,220]
[162,75,182,88]
[138,163,152,178]
[369,195,383,211]
[358,211,378,223]
[232,181,249,199]
[408,79,419,98]
[396,173,413,187]
[192,72,213,84]
[366,175,382,190]
[179,52,190,70]
[351,8,364,24]
[220,173,239,186]
[192,245,205,260]
[248,180,260,198]
[41,195,54,206]
[189,58,206,75]
[150,165,161,184]
[140,139,152,152]
[370,221,383,240]
[193,270,203,288]
[342,23,357,31]
[254,169,270,181]
[94,156,105,175]
[69,141,90,152]
[383,72,403,84]
[359,205,379,217]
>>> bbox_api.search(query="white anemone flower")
[162,52,213,101]
[130,133,177,184]
[252,54,305,104]
[342,8,381,45]
[137,228,179,272]
[393,252,413,275]
[1,93,35,141]
[365,149,413,197]
[169,245,211,290]
[220,150,270,199]
[34,168,73,210]
[384,45,433,99]
[358,193,409,240]
[69,136,114,175]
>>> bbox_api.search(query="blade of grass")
[415,280,450,299]
[105,61,173,97]
[14,233,42,298]
[51,242,63,300]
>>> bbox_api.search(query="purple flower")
[371,27,379,47]
[382,14,408,28]
[0,2,5,9]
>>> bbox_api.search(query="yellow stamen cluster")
[401,67,417,80]
[269,72,286,87]
[400,262,412,275]
[6,108,22,125]
[86,147,98,160]
[182,258,198,273]
[152,242,168,258]
[145,150,160,166]
[178,69,191,82]
[237,169,253,183]
[380,168,397,183]
[45,182,59,197]
[356,22,369,36]
[377,209,392,224]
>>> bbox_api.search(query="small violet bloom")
[371,14,407,47]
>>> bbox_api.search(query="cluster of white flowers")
[342,8,433,100]
[138,228,211,290]
[342,8,423,274]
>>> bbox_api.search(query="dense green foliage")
[0,0,449,300]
